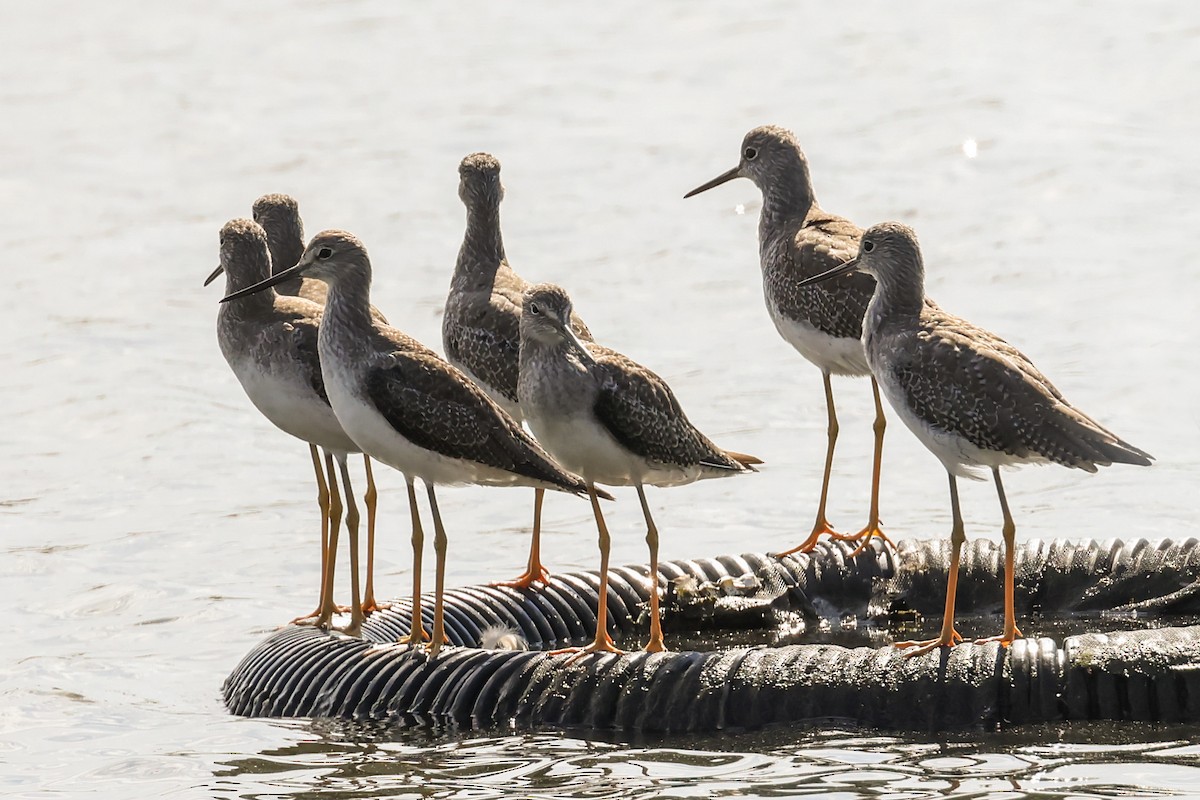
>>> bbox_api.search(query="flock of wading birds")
[209,125,1152,660]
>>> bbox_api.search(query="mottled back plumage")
[591,344,748,472]
[443,153,591,413]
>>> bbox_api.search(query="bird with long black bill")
[517,283,760,656]
[221,230,605,657]
[251,193,392,616]
[686,126,893,557]
[207,218,367,634]
[797,221,1152,656]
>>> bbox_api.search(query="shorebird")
[797,221,1153,655]
[221,230,605,657]
[252,193,391,615]
[686,125,892,557]
[442,153,596,588]
[517,283,760,655]
[207,218,366,635]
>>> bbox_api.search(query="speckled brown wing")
[591,348,743,471]
[884,312,1152,470]
[363,347,590,493]
[443,288,524,405]
[767,209,875,340]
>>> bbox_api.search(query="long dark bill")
[203,265,224,287]
[795,258,859,288]
[220,263,304,303]
[683,165,741,198]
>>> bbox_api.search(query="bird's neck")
[865,265,926,337]
[269,235,305,277]
[320,271,376,353]
[455,205,506,286]
[222,263,275,317]
[758,166,816,245]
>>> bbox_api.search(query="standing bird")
[442,153,595,588]
[207,218,367,635]
[797,221,1152,656]
[686,126,891,556]
[221,231,605,657]
[517,283,760,655]
[251,193,392,616]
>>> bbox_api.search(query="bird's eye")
[744,146,758,160]
[862,240,875,253]
[317,247,333,260]
[529,302,541,315]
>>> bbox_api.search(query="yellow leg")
[399,477,432,646]
[896,472,965,657]
[492,488,552,589]
[425,483,449,658]
[550,485,625,661]
[359,456,390,614]
[291,445,330,625]
[637,484,667,653]
[336,456,365,637]
[975,468,1023,646]
[775,370,842,557]
[315,450,343,630]
[834,376,895,556]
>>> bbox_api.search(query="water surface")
[4,2,1199,797]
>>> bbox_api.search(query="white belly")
[768,300,870,377]
[230,359,358,454]
[525,410,639,486]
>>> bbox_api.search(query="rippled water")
[4,2,1200,797]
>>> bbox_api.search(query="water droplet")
[734,203,746,215]
[962,138,978,159]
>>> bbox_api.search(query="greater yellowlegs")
[207,218,365,635]
[221,230,604,657]
[798,221,1153,656]
[443,153,596,588]
[253,192,391,616]
[686,125,891,556]
[517,283,760,655]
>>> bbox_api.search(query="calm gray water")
[4,2,1200,797]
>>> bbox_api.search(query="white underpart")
[228,353,358,455]
[766,296,870,377]
[523,406,718,489]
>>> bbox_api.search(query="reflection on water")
[207,723,1200,799]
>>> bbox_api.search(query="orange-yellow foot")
[550,633,626,665]
[289,604,351,627]
[489,563,552,590]
[772,519,841,558]
[895,629,963,658]
[361,599,393,615]
[643,637,668,654]
[398,624,437,647]
[831,524,896,558]
[974,626,1023,647]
